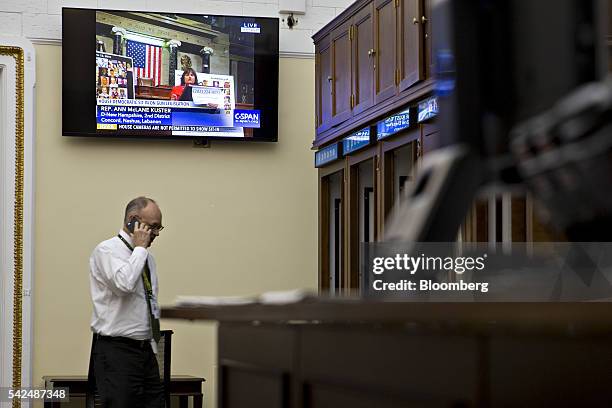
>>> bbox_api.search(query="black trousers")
[93,336,164,408]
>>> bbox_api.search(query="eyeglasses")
[132,217,164,232]
[148,224,164,233]
[138,219,164,232]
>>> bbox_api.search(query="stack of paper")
[174,289,314,307]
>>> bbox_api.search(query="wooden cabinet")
[373,0,427,99]
[332,20,353,126]
[421,122,439,154]
[352,3,375,115]
[313,0,432,144]
[398,0,424,91]
[315,35,333,133]
[374,0,398,104]
[423,0,434,78]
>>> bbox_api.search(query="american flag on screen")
[126,40,162,86]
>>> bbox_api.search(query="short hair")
[180,68,199,85]
[124,196,157,223]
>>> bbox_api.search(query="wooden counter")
[163,300,612,334]
[162,300,612,407]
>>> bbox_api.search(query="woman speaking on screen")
[170,68,198,101]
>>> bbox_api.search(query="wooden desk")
[135,85,173,100]
[42,375,204,408]
[163,301,612,407]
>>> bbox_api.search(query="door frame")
[346,146,378,292]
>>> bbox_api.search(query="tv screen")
[63,8,279,141]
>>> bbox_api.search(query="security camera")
[286,13,298,29]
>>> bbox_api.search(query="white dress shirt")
[89,229,159,340]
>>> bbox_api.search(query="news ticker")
[96,103,261,133]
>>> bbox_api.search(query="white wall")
[31,43,318,408]
[0,0,355,56]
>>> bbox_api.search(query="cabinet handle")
[412,17,419,24]
[368,48,376,57]
[421,15,428,23]
[327,76,333,82]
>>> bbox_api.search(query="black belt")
[96,334,151,349]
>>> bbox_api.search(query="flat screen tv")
[63,8,279,141]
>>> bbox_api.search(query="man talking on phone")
[89,196,164,408]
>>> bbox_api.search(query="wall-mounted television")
[63,8,279,142]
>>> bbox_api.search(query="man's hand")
[131,221,151,248]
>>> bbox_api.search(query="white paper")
[191,86,224,107]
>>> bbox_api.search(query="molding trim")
[28,38,61,46]
[0,36,35,406]
[279,51,315,59]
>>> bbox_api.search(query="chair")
[157,330,173,407]
[137,77,155,87]
[86,330,173,408]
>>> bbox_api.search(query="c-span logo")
[241,22,261,33]
[233,110,261,128]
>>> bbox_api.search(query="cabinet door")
[352,3,375,115]
[398,0,423,91]
[331,20,353,126]
[315,46,321,129]
[424,0,434,78]
[421,123,439,155]
[317,35,333,133]
[374,0,398,104]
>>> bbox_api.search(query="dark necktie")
[143,262,161,343]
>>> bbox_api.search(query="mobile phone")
[126,217,138,233]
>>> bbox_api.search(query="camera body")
[433,0,605,158]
